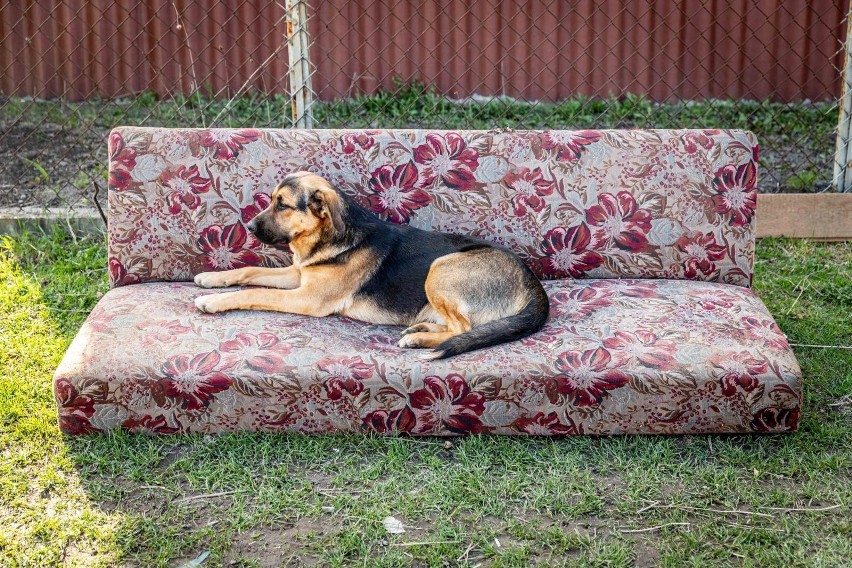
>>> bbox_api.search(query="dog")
[194,171,549,358]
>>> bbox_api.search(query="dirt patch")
[633,542,661,567]
[0,120,107,209]
[156,443,192,469]
[220,519,329,567]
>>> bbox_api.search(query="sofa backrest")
[107,128,757,287]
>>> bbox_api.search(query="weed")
[787,169,820,191]
[22,157,50,184]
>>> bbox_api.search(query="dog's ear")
[308,187,345,234]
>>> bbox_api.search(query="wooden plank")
[757,193,852,240]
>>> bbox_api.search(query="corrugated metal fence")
[0,0,849,212]
[0,1,289,101]
[1,0,847,102]
[314,0,847,103]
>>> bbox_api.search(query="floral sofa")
[54,127,802,435]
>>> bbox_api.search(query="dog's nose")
[246,218,258,233]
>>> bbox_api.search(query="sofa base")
[54,279,801,436]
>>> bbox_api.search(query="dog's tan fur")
[194,172,549,357]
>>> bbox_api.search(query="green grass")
[1,83,838,136]
[1,83,838,194]
[1,230,850,567]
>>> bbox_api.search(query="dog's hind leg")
[397,297,468,348]
[397,256,474,349]
[397,248,532,354]
[400,322,447,336]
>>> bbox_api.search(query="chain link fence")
[0,0,848,216]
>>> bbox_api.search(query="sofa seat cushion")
[54,279,801,435]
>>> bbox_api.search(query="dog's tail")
[431,284,550,359]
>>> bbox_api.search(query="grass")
[1,82,840,194]
[1,230,850,567]
[20,157,50,185]
[2,83,838,136]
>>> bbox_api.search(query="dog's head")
[247,172,345,247]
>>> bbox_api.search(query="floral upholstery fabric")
[107,128,757,287]
[54,127,798,436]
[54,279,801,435]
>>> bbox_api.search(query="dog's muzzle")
[247,218,290,245]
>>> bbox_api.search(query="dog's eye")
[276,202,290,211]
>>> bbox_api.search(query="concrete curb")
[0,207,105,236]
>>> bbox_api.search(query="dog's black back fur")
[324,192,548,355]
[323,193,483,321]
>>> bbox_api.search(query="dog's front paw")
[195,295,221,313]
[194,272,229,288]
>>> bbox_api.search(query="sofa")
[53,127,802,435]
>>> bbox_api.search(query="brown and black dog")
[194,171,549,358]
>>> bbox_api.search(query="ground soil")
[0,121,107,210]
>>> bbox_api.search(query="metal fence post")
[286,0,314,129]
[834,11,852,192]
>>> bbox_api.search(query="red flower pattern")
[555,347,629,406]
[712,161,758,227]
[586,192,653,252]
[58,278,801,436]
[409,374,486,434]
[55,378,96,435]
[538,130,601,161]
[412,133,480,190]
[513,412,577,435]
[711,352,769,396]
[106,128,759,287]
[197,222,262,271]
[240,192,272,224]
[162,164,211,214]
[317,356,374,400]
[60,128,802,436]
[503,167,556,215]
[677,232,727,279]
[603,330,677,370]
[541,224,604,278]
[751,406,800,432]
[367,161,432,223]
[740,316,790,351]
[220,333,289,373]
[364,407,416,434]
[108,257,141,286]
[682,130,718,154]
[551,286,612,318]
[341,132,375,155]
[200,129,260,160]
[158,351,233,410]
[108,130,136,191]
[121,414,180,434]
